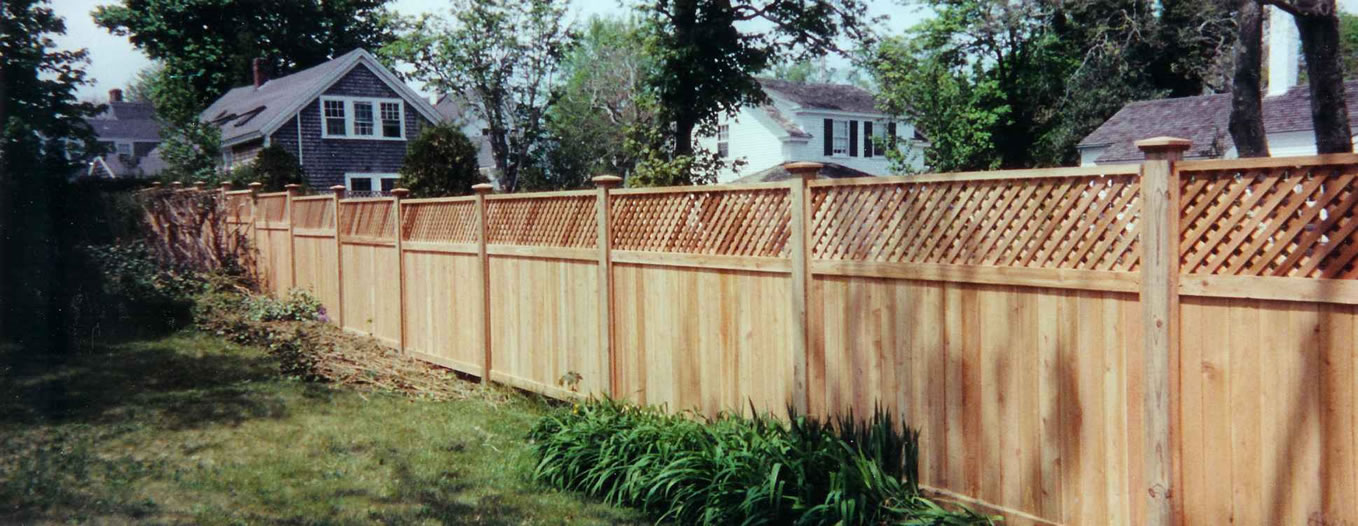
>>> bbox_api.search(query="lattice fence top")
[809,174,1142,271]
[403,200,478,244]
[1179,162,1358,279]
[224,193,253,222]
[610,187,791,257]
[485,195,598,248]
[339,199,396,239]
[291,198,334,230]
[257,194,287,223]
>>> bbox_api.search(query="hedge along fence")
[147,141,1358,526]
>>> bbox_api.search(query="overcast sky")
[53,0,929,102]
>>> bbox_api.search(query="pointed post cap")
[592,175,623,188]
[219,182,233,191]
[472,183,494,194]
[247,182,263,194]
[284,183,303,195]
[1135,137,1192,161]
[785,162,823,181]
[390,188,410,199]
[329,184,346,197]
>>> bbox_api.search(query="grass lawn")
[0,330,641,525]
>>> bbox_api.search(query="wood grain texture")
[488,255,605,397]
[402,251,483,375]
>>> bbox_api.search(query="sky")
[52,0,930,102]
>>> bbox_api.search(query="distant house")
[693,78,926,183]
[432,92,497,179]
[1078,6,1358,165]
[84,88,167,178]
[201,49,442,193]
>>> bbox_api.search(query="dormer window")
[319,96,406,140]
[832,120,849,155]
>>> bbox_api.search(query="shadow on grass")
[0,333,287,431]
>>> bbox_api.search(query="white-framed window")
[832,120,849,156]
[320,96,406,140]
[115,142,133,157]
[716,124,730,158]
[872,122,887,157]
[344,173,400,194]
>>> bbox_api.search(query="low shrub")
[242,289,327,323]
[529,399,995,525]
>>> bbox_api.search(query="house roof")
[1080,80,1358,163]
[88,101,161,141]
[87,146,168,179]
[201,48,442,146]
[730,162,876,183]
[758,78,879,114]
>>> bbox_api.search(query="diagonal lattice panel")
[402,200,478,243]
[485,195,597,248]
[291,199,334,230]
[339,200,396,239]
[610,188,792,257]
[809,175,1142,271]
[1179,163,1358,278]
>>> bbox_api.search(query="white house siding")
[785,111,924,174]
[1219,131,1358,160]
[697,107,789,183]
[1079,146,1109,167]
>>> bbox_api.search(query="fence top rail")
[224,189,253,196]
[610,180,791,196]
[1175,153,1358,173]
[485,189,596,200]
[257,191,289,198]
[402,195,477,204]
[808,164,1141,188]
[339,197,396,204]
[291,195,333,202]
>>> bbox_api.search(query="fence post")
[593,175,622,398]
[1136,136,1190,526]
[248,182,263,283]
[285,183,302,294]
[331,185,346,329]
[786,162,820,416]
[219,182,233,255]
[473,183,495,384]
[391,187,410,353]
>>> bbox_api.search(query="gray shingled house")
[201,49,442,193]
[85,88,167,179]
[1077,80,1358,166]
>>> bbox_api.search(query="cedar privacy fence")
[147,138,1358,526]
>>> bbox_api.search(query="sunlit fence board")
[488,255,604,398]
[402,251,483,374]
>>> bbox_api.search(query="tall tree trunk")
[674,114,695,157]
[1295,10,1353,153]
[1230,0,1270,157]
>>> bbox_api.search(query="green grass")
[0,331,642,525]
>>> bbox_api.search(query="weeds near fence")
[530,398,996,525]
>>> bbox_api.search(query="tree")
[537,16,658,190]
[233,145,304,191]
[1338,10,1358,76]
[123,63,163,103]
[1,0,103,346]
[397,123,484,197]
[382,0,571,193]
[1229,0,1270,157]
[871,0,1236,170]
[94,0,398,124]
[640,0,874,159]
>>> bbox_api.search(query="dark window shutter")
[849,120,858,157]
[823,119,833,156]
[887,122,897,147]
[863,122,873,158]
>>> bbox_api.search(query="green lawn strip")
[0,332,641,525]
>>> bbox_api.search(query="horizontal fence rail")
[148,152,1358,526]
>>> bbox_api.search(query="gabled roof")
[88,101,162,141]
[1080,80,1358,163]
[730,161,876,183]
[201,48,442,146]
[87,146,167,179]
[758,78,879,114]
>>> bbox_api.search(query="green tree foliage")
[94,0,398,124]
[1340,10,1358,78]
[871,0,1235,171]
[382,0,571,192]
[228,145,304,191]
[397,123,484,197]
[0,0,104,345]
[640,0,874,160]
[535,16,658,190]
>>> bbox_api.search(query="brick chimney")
[108,88,123,102]
[252,58,267,88]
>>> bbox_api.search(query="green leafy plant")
[397,123,484,197]
[529,399,996,525]
[242,289,325,322]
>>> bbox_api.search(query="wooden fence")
[172,143,1358,526]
